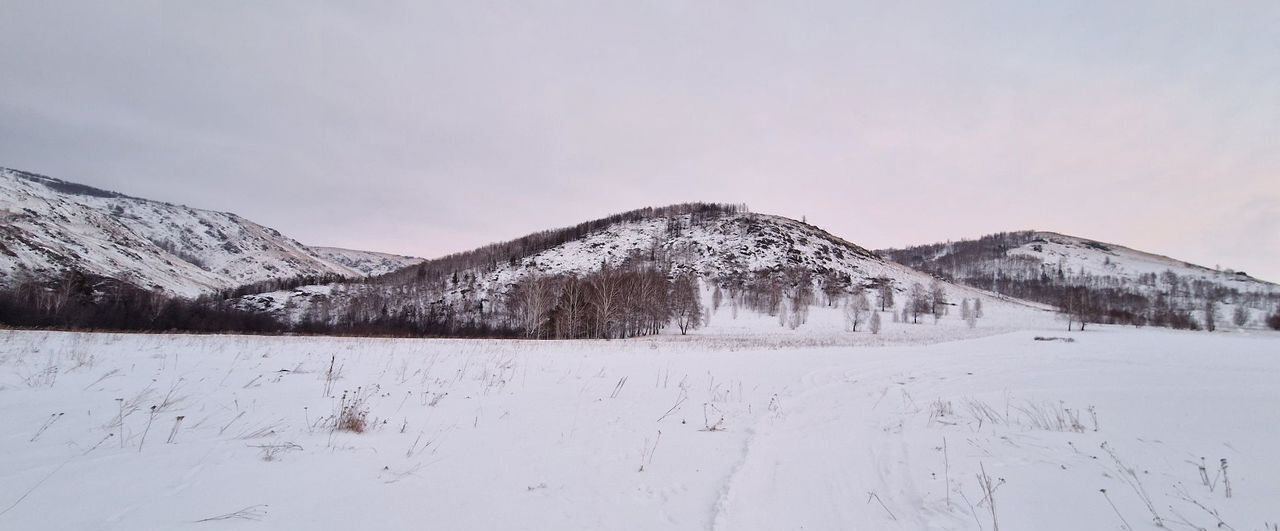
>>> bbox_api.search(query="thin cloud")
[1,1,1276,280]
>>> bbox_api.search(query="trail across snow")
[0,326,1277,530]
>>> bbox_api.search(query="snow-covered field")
[1,321,1277,530]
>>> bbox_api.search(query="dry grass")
[334,387,371,433]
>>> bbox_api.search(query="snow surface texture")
[0,168,421,297]
[1,312,1277,530]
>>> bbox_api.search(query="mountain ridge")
[879,229,1278,329]
[0,166,422,297]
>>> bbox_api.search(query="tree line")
[0,269,517,338]
[0,270,282,333]
[504,265,703,339]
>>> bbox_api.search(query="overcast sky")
[2,1,1278,280]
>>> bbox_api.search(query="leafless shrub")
[334,388,371,433]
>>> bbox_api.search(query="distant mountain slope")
[245,204,1044,335]
[880,231,1279,329]
[0,167,419,297]
[308,247,423,277]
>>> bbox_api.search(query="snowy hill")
[0,167,420,297]
[881,230,1280,329]
[247,205,1047,337]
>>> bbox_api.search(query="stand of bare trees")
[0,270,284,334]
[503,264,701,340]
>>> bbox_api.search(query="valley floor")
[0,323,1277,530]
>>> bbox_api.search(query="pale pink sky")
[2,2,1277,281]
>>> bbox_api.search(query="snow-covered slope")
[477,212,996,302]
[0,167,419,297]
[250,208,1046,330]
[308,247,422,277]
[881,230,1279,328]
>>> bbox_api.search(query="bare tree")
[821,272,847,307]
[1203,297,1218,332]
[844,289,870,332]
[1062,287,1090,331]
[554,275,588,339]
[669,274,703,335]
[1232,304,1249,327]
[869,310,881,334]
[587,265,624,339]
[908,282,929,324]
[782,267,814,329]
[508,274,555,338]
[877,282,895,312]
[929,279,948,322]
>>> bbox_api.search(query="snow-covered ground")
[1,319,1277,530]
